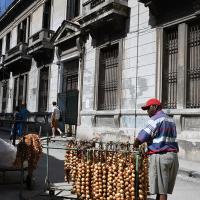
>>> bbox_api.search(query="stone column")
[177,23,187,109]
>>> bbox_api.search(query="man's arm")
[133,119,157,148]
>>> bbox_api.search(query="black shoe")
[61,133,66,138]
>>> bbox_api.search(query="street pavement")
[0,131,200,200]
[149,175,200,200]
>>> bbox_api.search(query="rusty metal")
[187,22,200,108]
[98,44,119,110]
[163,28,178,109]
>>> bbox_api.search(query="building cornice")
[0,0,44,37]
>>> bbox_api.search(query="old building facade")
[0,0,199,161]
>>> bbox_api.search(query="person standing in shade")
[133,98,179,200]
[51,101,62,137]
[20,102,30,134]
[10,106,22,146]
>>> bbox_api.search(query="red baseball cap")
[141,98,161,110]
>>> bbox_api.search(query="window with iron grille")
[0,39,2,56]
[2,81,7,112]
[17,19,27,44]
[38,67,49,112]
[13,74,28,110]
[63,60,78,92]
[162,28,178,109]
[6,32,10,52]
[66,0,80,20]
[43,0,51,29]
[18,76,25,106]
[13,78,18,109]
[187,23,200,108]
[98,44,119,110]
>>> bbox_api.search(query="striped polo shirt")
[137,110,179,154]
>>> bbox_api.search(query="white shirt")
[52,105,60,120]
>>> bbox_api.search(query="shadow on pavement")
[0,152,65,200]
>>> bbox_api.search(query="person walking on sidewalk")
[133,98,179,200]
[51,101,62,138]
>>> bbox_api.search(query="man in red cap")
[133,98,179,200]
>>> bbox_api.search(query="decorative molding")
[53,20,80,46]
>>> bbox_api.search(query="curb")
[178,168,200,179]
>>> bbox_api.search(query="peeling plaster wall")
[77,0,157,141]
[81,36,96,111]
[123,1,156,111]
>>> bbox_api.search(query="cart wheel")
[49,188,55,196]
[26,174,32,190]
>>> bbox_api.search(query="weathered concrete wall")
[51,0,66,31]
[82,36,96,111]
[31,5,43,35]
[10,26,17,48]
[6,73,13,113]
[178,139,200,162]
[77,0,157,141]
[48,63,59,111]
[27,59,39,112]
[0,0,199,161]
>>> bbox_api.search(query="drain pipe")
[134,2,140,138]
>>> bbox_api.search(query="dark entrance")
[58,59,79,134]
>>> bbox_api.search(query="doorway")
[58,59,79,135]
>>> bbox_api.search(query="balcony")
[4,42,31,75]
[81,0,130,30]
[28,29,55,65]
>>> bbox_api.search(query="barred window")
[98,44,119,110]
[162,29,178,109]
[13,74,28,110]
[0,39,2,56]
[63,60,79,92]
[43,0,51,29]
[187,23,200,108]
[66,0,80,21]
[13,78,18,109]
[2,81,7,112]
[6,32,10,52]
[38,67,49,112]
[17,19,27,44]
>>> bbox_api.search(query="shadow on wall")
[94,130,131,143]
[178,139,200,162]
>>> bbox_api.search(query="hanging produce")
[64,141,149,200]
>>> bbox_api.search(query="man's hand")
[133,138,142,149]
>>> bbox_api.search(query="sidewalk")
[178,158,200,179]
